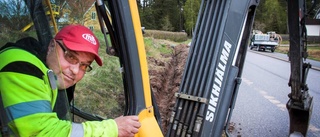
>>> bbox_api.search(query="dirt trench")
[148,44,190,134]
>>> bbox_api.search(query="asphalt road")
[228,50,320,137]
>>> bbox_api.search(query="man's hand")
[114,115,141,137]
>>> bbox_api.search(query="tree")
[150,0,170,30]
[139,0,184,31]
[0,0,31,31]
[139,0,157,30]
[166,0,180,31]
[161,15,174,31]
[60,0,95,25]
[183,0,201,35]
[254,0,287,33]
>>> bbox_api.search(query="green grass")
[0,31,37,46]
[307,46,320,61]
[74,54,125,119]
[144,37,174,57]
[158,44,173,54]
[307,46,320,50]
[144,38,154,56]
[276,45,320,61]
[183,39,192,45]
[281,40,290,44]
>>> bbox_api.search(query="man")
[0,25,140,136]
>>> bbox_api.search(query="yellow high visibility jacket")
[0,37,118,137]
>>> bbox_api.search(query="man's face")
[46,40,95,89]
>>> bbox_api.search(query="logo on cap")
[82,34,97,45]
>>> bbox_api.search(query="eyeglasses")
[54,40,93,72]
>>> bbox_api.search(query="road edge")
[248,50,320,71]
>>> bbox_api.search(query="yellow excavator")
[1,0,315,136]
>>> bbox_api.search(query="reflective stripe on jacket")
[0,38,118,137]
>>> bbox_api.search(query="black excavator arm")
[286,0,314,136]
[166,0,259,136]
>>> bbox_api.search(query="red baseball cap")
[54,24,102,66]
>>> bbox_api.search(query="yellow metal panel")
[128,0,152,109]
[128,1,163,136]
[136,107,164,137]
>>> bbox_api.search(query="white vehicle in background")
[249,30,282,52]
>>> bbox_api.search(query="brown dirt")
[148,43,190,134]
